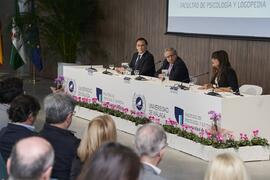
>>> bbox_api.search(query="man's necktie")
[135,55,141,70]
[168,64,173,75]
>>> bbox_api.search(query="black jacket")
[129,51,155,77]
[211,67,239,92]
[70,155,83,180]
[156,57,190,83]
[40,123,80,180]
[0,123,37,162]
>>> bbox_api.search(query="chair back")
[239,84,263,95]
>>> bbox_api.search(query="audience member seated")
[40,93,80,180]
[70,115,117,180]
[156,48,190,83]
[0,77,23,130]
[204,153,249,180]
[77,142,141,180]
[0,94,40,162]
[7,137,54,180]
[135,123,168,180]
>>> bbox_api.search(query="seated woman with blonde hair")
[70,115,117,180]
[204,153,249,180]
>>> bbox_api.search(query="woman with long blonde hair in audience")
[77,142,141,180]
[70,115,117,180]
[204,153,249,180]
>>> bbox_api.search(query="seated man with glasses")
[40,93,80,180]
[156,48,190,83]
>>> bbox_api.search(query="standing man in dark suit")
[156,48,190,83]
[135,123,168,180]
[40,93,80,180]
[129,37,155,77]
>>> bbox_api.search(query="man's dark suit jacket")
[40,123,80,180]
[211,67,239,92]
[0,123,36,162]
[156,57,190,83]
[129,50,155,77]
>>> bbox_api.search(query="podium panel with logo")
[63,66,270,140]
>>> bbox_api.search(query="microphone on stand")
[191,71,209,79]
[102,64,113,75]
[155,60,163,66]
[178,71,210,90]
[206,84,222,97]
[88,63,97,72]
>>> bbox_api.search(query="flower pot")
[75,106,270,162]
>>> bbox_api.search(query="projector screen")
[167,0,270,39]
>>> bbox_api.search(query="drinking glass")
[109,64,115,70]
[134,70,139,76]
[161,69,169,81]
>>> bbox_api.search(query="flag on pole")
[10,17,28,70]
[0,22,3,65]
[27,24,43,71]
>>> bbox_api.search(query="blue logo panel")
[174,107,184,125]
[96,88,103,102]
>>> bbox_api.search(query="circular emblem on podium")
[132,93,146,113]
[66,79,77,95]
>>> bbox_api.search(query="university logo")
[174,107,184,125]
[67,80,76,95]
[132,94,146,113]
[96,88,103,102]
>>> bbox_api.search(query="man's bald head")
[8,137,54,180]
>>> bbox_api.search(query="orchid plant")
[208,110,221,134]
[54,76,65,89]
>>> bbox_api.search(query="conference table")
[62,65,270,141]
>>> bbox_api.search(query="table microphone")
[155,60,162,65]
[191,71,209,79]
[178,71,210,90]
[88,64,97,72]
[102,65,113,75]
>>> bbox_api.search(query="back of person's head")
[44,93,75,124]
[0,77,23,104]
[7,137,54,180]
[7,94,40,123]
[211,50,231,70]
[77,115,117,162]
[77,142,141,180]
[135,123,167,158]
[204,153,249,180]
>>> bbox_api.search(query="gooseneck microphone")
[178,71,210,90]
[155,60,162,65]
[191,71,209,78]
[102,65,113,75]
[88,63,97,72]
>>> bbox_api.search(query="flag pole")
[32,63,36,85]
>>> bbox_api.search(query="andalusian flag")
[10,18,28,70]
[0,24,3,65]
